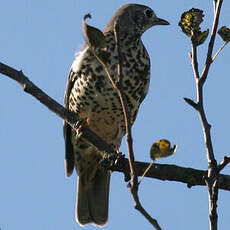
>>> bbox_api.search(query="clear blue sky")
[1,1,230,229]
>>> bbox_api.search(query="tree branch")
[113,23,162,230]
[186,1,224,229]
[191,32,200,79]
[200,0,223,85]
[217,155,230,173]
[212,41,228,62]
[2,61,230,196]
[0,62,118,162]
[201,1,223,229]
[111,160,230,191]
[1,54,230,230]
[184,97,198,110]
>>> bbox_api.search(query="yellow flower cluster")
[179,8,203,36]
[179,8,209,46]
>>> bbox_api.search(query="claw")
[76,117,89,131]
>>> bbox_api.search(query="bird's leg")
[75,117,90,137]
[108,144,131,181]
[113,145,121,154]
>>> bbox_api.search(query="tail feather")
[76,170,110,226]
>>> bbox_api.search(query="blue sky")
[1,1,230,230]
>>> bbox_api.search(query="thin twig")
[212,41,228,62]
[92,24,162,229]
[200,3,223,229]
[213,0,218,15]
[113,23,162,230]
[86,20,161,228]
[184,97,198,110]
[113,22,137,185]
[200,0,223,85]
[138,162,154,184]
[191,32,200,79]
[217,156,230,173]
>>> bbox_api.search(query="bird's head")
[104,4,169,37]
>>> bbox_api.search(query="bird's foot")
[113,145,122,154]
[76,117,89,130]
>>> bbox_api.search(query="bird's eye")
[145,9,153,18]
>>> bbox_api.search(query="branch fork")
[185,1,224,229]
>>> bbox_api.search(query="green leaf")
[218,26,230,42]
[197,29,209,46]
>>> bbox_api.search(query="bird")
[63,4,169,226]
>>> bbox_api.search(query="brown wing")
[63,69,78,177]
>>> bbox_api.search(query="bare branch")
[204,176,219,230]
[200,3,223,229]
[113,23,137,183]
[0,62,118,161]
[187,1,224,229]
[2,60,230,193]
[184,97,198,110]
[112,160,230,191]
[217,156,230,173]
[200,0,223,85]
[191,34,200,79]
[213,0,218,13]
[212,41,228,61]
[113,23,161,230]
[1,64,230,196]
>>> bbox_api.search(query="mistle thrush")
[63,4,169,226]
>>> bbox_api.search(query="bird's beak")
[154,17,170,26]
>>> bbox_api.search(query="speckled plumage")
[63,4,169,226]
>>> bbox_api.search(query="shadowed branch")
[1,63,230,181]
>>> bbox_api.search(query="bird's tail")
[76,169,110,226]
